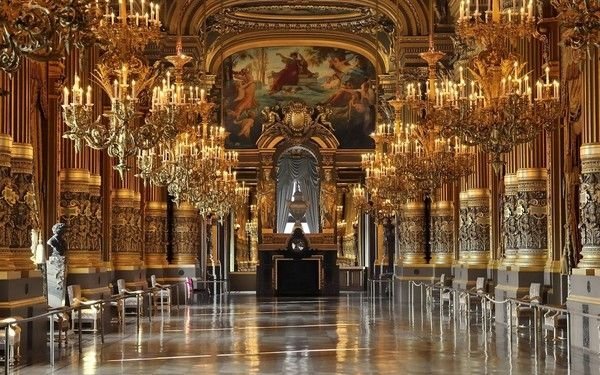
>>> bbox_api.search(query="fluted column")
[144,186,167,268]
[577,47,600,269]
[59,50,105,269]
[172,202,199,265]
[0,60,38,271]
[431,184,454,266]
[397,201,426,265]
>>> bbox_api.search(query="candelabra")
[552,0,600,58]
[62,0,163,179]
[94,0,161,66]
[0,0,101,72]
[442,0,562,171]
[456,0,537,52]
[62,62,158,179]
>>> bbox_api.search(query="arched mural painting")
[222,46,377,149]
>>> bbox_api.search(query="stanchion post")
[49,313,55,366]
[4,325,10,373]
[78,308,82,354]
[566,311,571,368]
[136,294,140,331]
[99,301,105,344]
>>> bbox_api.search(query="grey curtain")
[276,156,320,233]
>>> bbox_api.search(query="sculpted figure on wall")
[258,169,275,229]
[320,169,336,229]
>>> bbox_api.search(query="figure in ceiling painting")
[222,46,376,149]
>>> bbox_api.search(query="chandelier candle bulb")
[63,87,69,107]
[86,86,92,106]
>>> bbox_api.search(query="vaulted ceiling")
[156,0,456,74]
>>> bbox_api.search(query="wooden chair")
[513,283,542,328]
[459,277,487,313]
[116,279,144,317]
[150,275,171,312]
[67,285,101,332]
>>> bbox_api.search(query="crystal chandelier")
[62,0,162,179]
[442,0,562,171]
[551,0,600,58]
[0,0,101,72]
[62,62,158,178]
[355,123,416,220]
[391,44,474,194]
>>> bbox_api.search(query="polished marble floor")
[15,293,597,374]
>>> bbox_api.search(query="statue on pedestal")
[46,223,67,308]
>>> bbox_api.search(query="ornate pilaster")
[88,174,102,260]
[8,143,36,270]
[460,189,490,266]
[514,168,548,268]
[397,201,426,265]
[0,135,13,270]
[577,144,600,269]
[502,173,519,265]
[431,201,453,266]
[111,189,143,270]
[173,202,199,265]
[145,201,168,267]
[59,168,102,268]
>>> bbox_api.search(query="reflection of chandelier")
[442,0,561,171]
[551,0,600,58]
[0,0,101,72]
[62,0,162,178]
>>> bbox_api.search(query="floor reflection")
[14,293,597,374]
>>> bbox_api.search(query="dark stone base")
[494,268,544,325]
[452,264,488,290]
[113,269,147,291]
[394,265,447,304]
[0,274,46,364]
[257,250,339,297]
[567,273,600,353]
[67,270,113,299]
[229,272,256,292]
[162,266,200,303]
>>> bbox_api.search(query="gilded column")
[4,60,37,270]
[111,166,143,270]
[0,135,12,268]
[514,167,548,268]
[397,201,426,265]
[172,202,199,265]
[144,186,168,268]
[459,149,490,266]
[577,47,600,269]
[59,50,104,269]
[502,173,519,265]
[431,184,454,266]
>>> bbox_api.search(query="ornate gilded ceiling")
[160,0,452,74]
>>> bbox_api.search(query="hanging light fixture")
[62,0,163,179]
[389,0,474,195]
[442,0,562,171]
[0,0,102,73]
